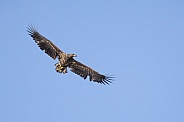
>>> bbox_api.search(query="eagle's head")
[71,54,77,57]
[68,54,77,58]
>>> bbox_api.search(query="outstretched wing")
[27,25,63,59]
[69,59,113,85]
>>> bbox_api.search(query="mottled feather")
[69,59,113,85]
[27,25,63,59]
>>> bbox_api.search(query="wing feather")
[69,59,113,85]
[27,25,63,59]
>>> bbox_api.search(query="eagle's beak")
[74,54,77,57]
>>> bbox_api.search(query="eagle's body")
[56,53,77,74]
[27,25,113,85]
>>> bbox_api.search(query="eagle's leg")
[55,62,67,74]
[62,68,67,74]
[55,62,61,67]
[55,62,64,73]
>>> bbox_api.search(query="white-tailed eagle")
[27,25,113,85]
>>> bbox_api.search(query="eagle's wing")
[69,59,113,85]
[27,25,63,59]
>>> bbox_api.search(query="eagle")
[27,25,113,85]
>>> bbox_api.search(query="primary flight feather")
[27,25,113,85]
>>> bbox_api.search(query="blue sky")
[1,0,184,122]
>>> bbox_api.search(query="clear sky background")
[0,0,184,122]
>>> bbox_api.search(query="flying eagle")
[27,25,113,85]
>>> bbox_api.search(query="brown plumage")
[27,24,113,85]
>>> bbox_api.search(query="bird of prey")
[27,25,113,85]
